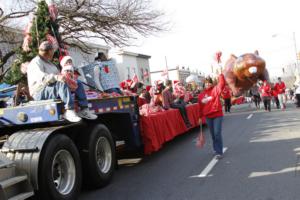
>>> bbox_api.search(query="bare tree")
[0,1,35,77]
[0,0,169,79]
[57,0,168,52]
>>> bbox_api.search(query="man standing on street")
[221,84,232,113]
[274,77,286,110]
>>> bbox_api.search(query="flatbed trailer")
[0,96,141,200]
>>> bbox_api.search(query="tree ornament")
[22,35,32,52]
[24,20,33,35]
[48,3,58,21]
[46,34,59,50]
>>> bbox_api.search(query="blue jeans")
[205,116,223,155]
[33,81,88,110]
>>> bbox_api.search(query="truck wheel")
[81,124,116,188]
[37,134,82,200]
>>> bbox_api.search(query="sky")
[2,0,300,78]
[127,0,300,77]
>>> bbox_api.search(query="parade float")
[0,1,202,199]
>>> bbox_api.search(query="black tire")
[80,124,116,188]
[37,134,82,200]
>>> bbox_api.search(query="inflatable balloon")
[224,51,269,96]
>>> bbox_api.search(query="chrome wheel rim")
[52,150,76,195]
[95,136,112,174]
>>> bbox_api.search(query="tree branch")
[0,0,169,69]
[0,50,16,70]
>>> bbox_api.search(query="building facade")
[109,50,151,85]
[150,66,204,85]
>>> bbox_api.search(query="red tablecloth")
[140,103,202,154]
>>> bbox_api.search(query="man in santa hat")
[27,41,97,122]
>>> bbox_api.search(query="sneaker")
[78,108,97,120]
[215,154,223,160]
[64,109,82,122]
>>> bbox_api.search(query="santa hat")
[173,80,180,85]
[155,80,163,85]
[60,56,73,70]
[146,85,152,91]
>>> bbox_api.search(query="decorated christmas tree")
[4,0,61,85]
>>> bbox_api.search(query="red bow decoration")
[103,65,110,73]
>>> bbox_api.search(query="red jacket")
[260,84,272,97]
[198,74,225,118]
[221,85,232,99]
[274,82,286,94]
[272,89,278,97]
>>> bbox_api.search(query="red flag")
[132,74,139,83]
[214,51,222,64]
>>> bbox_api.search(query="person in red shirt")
[198,73,225,159]
[137,89,151,107]
[271,83,280,109]
[260,80,272,111]
[221,84,232,113]
[274,77,286,110]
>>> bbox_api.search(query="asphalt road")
[79,102,300,200]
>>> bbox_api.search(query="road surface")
[80,103,300,200]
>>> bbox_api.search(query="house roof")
[115,50,151,58]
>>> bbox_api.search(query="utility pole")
[293,32,299,69]
[272,32,299,72]
[165,56,169,80]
